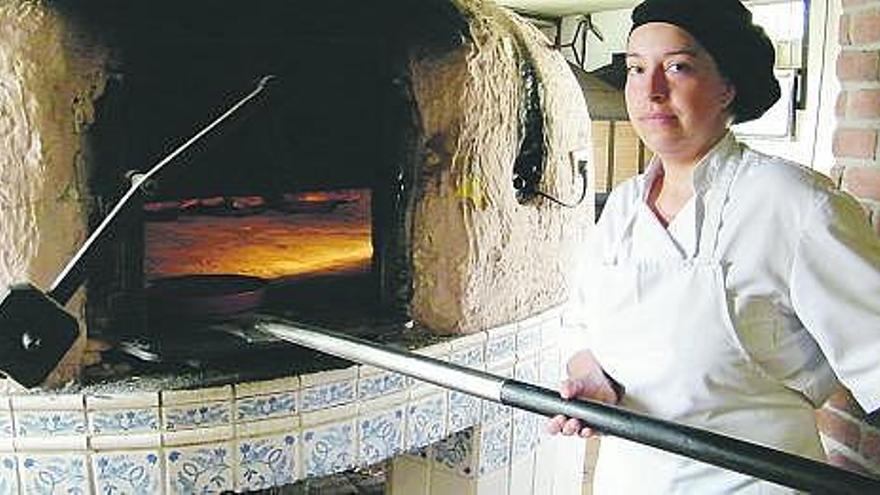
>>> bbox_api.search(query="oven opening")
[79,1,433,365]
[90,75,408,364]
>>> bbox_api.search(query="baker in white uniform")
[547,0,880,492]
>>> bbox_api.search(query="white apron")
[589,159,824,494]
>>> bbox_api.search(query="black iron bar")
[48,76,276,305]
[259,319,880,494]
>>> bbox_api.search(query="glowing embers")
[144,189,372,281]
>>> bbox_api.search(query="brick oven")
[0,0,593,492]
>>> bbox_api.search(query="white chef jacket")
[570,131,880,415]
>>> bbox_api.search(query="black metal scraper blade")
[0,284,80,387]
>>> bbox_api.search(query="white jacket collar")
[637,131,741,201]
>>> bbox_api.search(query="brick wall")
[823,0,880,476]
[817,391,880,474]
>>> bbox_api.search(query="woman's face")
[625,22,735,165]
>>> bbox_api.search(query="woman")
[547,0,880,493]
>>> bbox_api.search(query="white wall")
[584,9,631,72]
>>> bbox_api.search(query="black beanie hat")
[630,0,780,123]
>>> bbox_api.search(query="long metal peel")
[0,77,276,387]
[49,75,277,304]
[258,318,880,494]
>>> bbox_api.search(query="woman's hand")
[546,349,622,438]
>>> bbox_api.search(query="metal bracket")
[514,12,604,70]
[554,15,604,70]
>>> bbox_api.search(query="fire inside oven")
[142,189,373,322]
[144,190,372,281]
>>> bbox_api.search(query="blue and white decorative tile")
[300,381,355,413]
[162,426,234,452]
[89,408,160,434]
[512,410,541,459]
[0,394,10,439]
[10,395,83,411]
[0,412,12,438]
[478,420,511,476]
[236,433,298,492]
[516,325,542,357]
[407,444,431,460]
[162,386,232,407]
[449,391,481,433]
[485,331,516,364]
[19,453,88,494]
[514,358,539,385]
[163,401,231,431]
[450,346,484,369]
[15,410,87,436]
[167,443,233,494]
[539,348,561,387]
[432,428,476,477]
[302,421,355,477]
[406,394,446,451]
[484,365,513,425]
[234,377,299,400]
[357,372,407,401]
[481,399,511,425]
[236,391,298,422]
[86,392,159,412]
[358,406,404,466]
[92,451,161,495]
[541,315,563,348]
[0,456,17,494]
[413,342,451,361]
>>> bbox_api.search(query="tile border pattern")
[0,306,563,494]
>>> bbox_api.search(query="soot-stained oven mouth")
[76,0,463,365]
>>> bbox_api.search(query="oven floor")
[145,201,371,280]
[113,269,397,369]
[139,201,375,364]
[106,266,435,385]
[98,195,433,385]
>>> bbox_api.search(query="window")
[733,0,808,139]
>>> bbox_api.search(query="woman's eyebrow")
[664,48,699,57]
[625,47,700,59]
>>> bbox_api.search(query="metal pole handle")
[48,76,277,304]
[258,319,880,494]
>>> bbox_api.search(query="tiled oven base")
[389,427,587,495]
[0,307,566,494]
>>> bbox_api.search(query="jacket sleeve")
[790,188,880,413]
[563,186,628,362]
[563,234,600,361]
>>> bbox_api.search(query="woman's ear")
[721,82,737,110]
